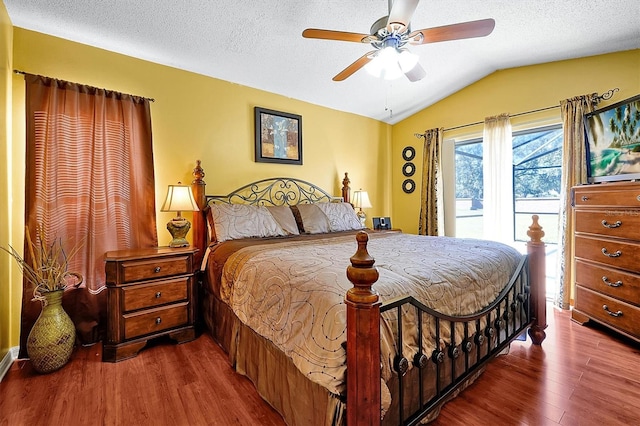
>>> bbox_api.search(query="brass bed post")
[191,160,207,267]
[526,215,547,345]
[345,231,381,425]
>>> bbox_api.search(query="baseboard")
[0,347,19,382]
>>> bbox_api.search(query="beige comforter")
[219,232,522,397]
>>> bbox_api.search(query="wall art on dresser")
[255,107,302,165]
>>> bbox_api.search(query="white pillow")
[316,202,364,232]
[209,204,288,242]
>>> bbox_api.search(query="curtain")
[482,114,513,243]
[20,74,158,356]
[556,94,596,309]
[418,128,444,236]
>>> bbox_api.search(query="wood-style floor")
[1,304,639,426]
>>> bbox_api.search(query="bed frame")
[190,160,547,425]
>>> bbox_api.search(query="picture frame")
[254,107,303,165]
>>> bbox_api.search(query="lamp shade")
[352,190,372,209]
[161,183,199,212]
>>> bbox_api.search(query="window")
[454,125,562,298]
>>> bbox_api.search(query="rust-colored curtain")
[20,74,158,356]
[556,94,596,310]
[418,128,444,236]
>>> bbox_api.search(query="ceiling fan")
[302,0,495,82]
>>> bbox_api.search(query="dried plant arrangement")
[1,226,83,304]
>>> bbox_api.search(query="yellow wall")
[392,50,640,235]
[4,28,391,348]
[0,1,13,359]
[3,23,639,351]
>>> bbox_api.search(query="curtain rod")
[13,69,155,102]
[414,87,619,139]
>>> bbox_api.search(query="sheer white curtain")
[482,113,513,243]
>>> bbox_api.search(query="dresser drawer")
[120,255,191,283]
[575,210,640,240]
[575,286,640,338]
[575,260,640,305]
[574,235,640,272]
[574,185,640,208]
[122,277,189,312]
[123,303,189,340]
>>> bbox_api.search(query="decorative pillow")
[316,202,364,232]
[295,204,331,234]
[289,205,305,234]
[266,205,300,235]
[209,203,288,242]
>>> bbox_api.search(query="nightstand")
[103,246,198,362]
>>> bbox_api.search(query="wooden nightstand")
[103,246,198,362]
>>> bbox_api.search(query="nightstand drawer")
[122,277,189,312]
[575,287,640,338]
[120,255,191,283]
[123,303,189,340]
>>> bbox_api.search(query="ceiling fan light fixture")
[365,46,404,80]
[398,49,419,73]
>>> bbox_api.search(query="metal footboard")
[380,256,531,425]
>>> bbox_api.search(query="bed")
[189,160,547,425]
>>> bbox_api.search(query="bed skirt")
[202,286,491,425]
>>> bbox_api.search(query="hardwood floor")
[1,304,639,425]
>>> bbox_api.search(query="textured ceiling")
[5,0,640,124]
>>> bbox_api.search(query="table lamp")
[161,182,199,247]
[352,189,372,227]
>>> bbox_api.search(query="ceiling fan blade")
[333,51,376,81]
[302,28,370,43]
[408,18,496,44]
[404,62,426,82]
[387,0,420,32]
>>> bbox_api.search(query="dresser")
[103,246,198,362]
[572,182,640,342]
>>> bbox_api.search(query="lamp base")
[167,217,191,248]
[356,210,366,227]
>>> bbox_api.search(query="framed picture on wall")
[254,107,303,165]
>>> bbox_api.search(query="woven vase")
[27,289,76,373]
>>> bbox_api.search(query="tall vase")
[27,289,76,373]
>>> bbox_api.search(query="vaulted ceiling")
[5,0,640,124]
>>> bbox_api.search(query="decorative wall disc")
[402,179,415,194]
[402,162,416,177]
[402,146,415,161]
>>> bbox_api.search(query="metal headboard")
[205,177,342,207]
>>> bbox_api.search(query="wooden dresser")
[103,246,198,362]
[572,182,640,342]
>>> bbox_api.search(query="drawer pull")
[601,220,622,228]
[581,196,589,201]
[601,248,622,258]
[154,266,161,273]
[602,305,623,317]
[602,276,623,287]
[155,317,162,325]
[155,291,162,298]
